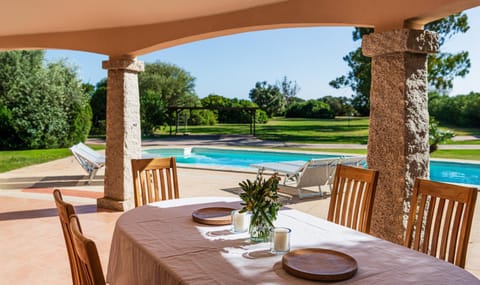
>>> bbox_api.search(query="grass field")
[268,148,480,161]
[182,117,479,144]
[183,117,371,144]
[0,148,72,173]
[0,145,104,173]
[442,125,480,136]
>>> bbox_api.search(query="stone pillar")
[97,56,144,211]
[362,29,438,244]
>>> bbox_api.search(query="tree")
[249,81,285,117]
[46,60,92,145]
[429,91,480,127]
[89,79,107,135]
[276,76,300,108]
[320,95,357,117]
[201,94,268,124]
[330,13,470,115]
[426,14,471,92]
[285,99,334,119]
[139,62,198,135]
[0,50,91,149]
[201,94,228,123]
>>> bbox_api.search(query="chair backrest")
[404,178,478,268]
[69,215,106,285]
[296,158,340,188]
[53,189,82,285]
[131,157,180,207]
[327,164,379,233]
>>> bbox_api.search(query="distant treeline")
[429,92,480,128]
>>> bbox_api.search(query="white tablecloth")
[106,197,479,284]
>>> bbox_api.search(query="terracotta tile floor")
[0,195,120,285]
[0,156,479,284]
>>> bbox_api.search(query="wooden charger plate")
[282,248,357,281]
[192,207,236,225]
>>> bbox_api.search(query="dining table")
[106,196,480,284]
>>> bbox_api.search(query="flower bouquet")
[238,172,282,242]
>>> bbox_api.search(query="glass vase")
[249,209,274,242]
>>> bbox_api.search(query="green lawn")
[0,148,72,173]
[182,117,480,145]
[442,125,480,144]
[441,125,480,136]
[259,148,480,161]
[430,150,480,161]
[0,145,105,173]
[185,117,371,144]
[445,140,480,145]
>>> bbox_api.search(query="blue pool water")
[430,161,480,186]
[143,147,480,186]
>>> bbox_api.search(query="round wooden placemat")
[192,207,236,225]
[282,248,357,281]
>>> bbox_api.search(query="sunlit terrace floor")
[0,147,479,284]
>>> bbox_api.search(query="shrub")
[0,51,91,149]
[285,100,335,119]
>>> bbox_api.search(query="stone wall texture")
[363,29,437,244]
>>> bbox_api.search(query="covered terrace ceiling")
[0,0,479,56]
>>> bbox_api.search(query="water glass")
[270,227,291,254]
[231,210,249,233]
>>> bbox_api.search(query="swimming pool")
[143,147,480,186]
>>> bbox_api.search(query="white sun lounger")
[70,142,106,184]
[250,160,306,183]
[251,157,340,198]
[251,156,367,199]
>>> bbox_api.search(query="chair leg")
[297,188,304,199]
[318,185,324,197]
[87,168,98,185]
[297,187,323,199]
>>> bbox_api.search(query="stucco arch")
[1,0,479,56]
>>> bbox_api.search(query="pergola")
[167,106,258,136]
[1,0,479,244]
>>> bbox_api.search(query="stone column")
[362,29,438,244]
[97,56,144,211]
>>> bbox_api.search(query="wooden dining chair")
[327,164,379,234]
[405,178,478,268]
[131,157,180,207]
[53,189,83,285]
[69,215,106,285]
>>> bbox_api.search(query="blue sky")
[46,7,480,100]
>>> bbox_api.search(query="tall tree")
[330,13,470,116]
[138,61,198,135]
[276,76,300,108]
[249,81,285,117]
[0,51,91,149]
